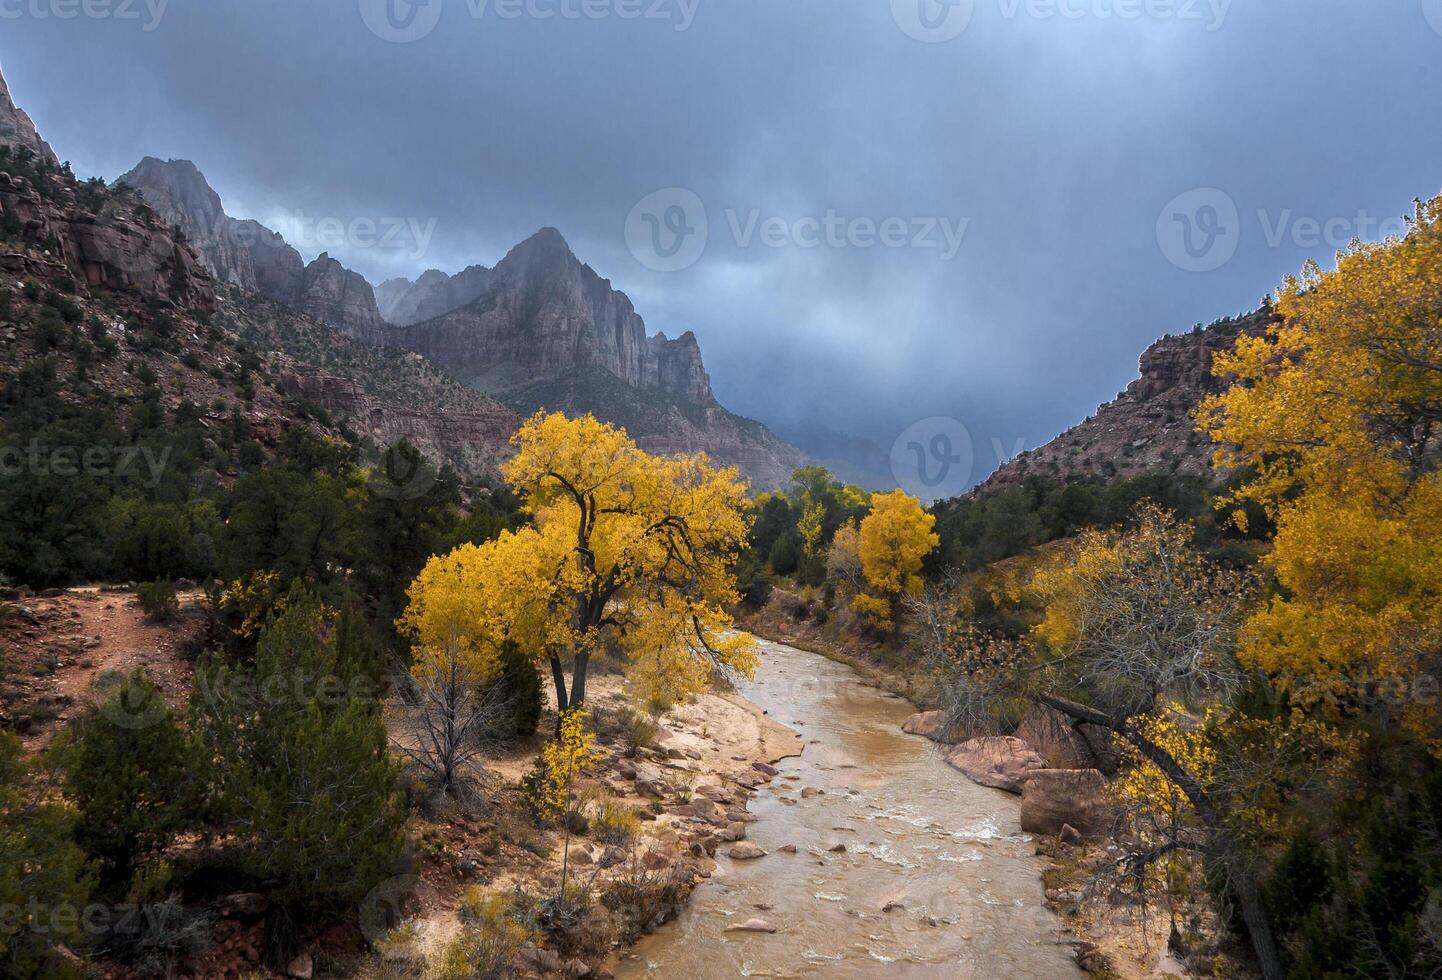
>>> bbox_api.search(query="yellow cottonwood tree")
[1199,193,1442,754]
[402,412,758,714]
[854,490,938,630]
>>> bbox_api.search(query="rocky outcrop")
[376,264,493,326]
[390,228,806,488]
[1019,769,1112,838]
[0,171,214,312]
[901,710,952,741]
[972,309,1276,496]
[1015,704,1119,774]
[390,228,715,405]
[946,736,1048,794]
[0,64,58,167]
[292,253,388,346]
[117,158,386,344]
[275,369,518,471]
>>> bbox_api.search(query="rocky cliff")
[389,228,715,404]
[388,227,806,487]
[377,265,493,327]
[117,157,388,345]
[0,64,57,167]
[0,167,215,313]
[0,71,513,480]
[971,309,1275,496]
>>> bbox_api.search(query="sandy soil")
[1,586,201,751]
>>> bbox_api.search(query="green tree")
[60,672,193,888]
[191,586,404,933]
[0,732,94,977]
[493,640,542,739]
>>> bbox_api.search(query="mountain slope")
[0,63,56,167]
[117,157,388,345]
[377,264,493,327]
[971,309,1275,497]
[0,76,514,479]
[388,228,807,487]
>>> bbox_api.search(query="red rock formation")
[972,309,1276,496]
[0,171,214,313]
[0,64,57,167]
[117,158,386,344]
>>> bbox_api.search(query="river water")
[615,638,1082,979]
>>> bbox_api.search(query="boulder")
[901,710,952,742]
[727,842,767,860]
[751,761,779,777]
[1020,769,1112,838]
[1015,704,1119,774]
[217,892,268,918]
[717,822,747,842]
[946,736,1048,794]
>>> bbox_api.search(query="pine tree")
[496,640,542,738]
[60,671,193,889]
[0,732,94,978]
[191,585,405,923]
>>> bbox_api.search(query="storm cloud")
[6,0,1440,485]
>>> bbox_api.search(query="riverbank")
[0,587,804,979]
[735,585,928,704]
[738,590,1196,979]
[353,663,805,978]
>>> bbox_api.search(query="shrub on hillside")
[136,580,179,623]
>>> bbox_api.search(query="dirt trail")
[1,587,201,751]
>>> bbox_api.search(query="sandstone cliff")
[0,64,57,167]
[388,227,806,487]
[1,168,214,313]
[971,309,1275,496]
[377,264,493,327]
[117,157,388,344]
[0,78,512,480]
[390,228,714,404]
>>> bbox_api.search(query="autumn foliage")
[403,412,759,714]
[1200,193,1442,754]
[853,490,939,630]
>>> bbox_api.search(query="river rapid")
[613,638,1083,978]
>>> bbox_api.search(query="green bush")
[0,731,95,978]
[61,671,194,887]
[190,586,405,927]
[135,580,178,623]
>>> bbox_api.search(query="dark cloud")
[6,0,1440,485]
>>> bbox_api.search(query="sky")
[5,0,1441,487]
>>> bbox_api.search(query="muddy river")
[614,638,1082,978]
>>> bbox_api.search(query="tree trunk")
[1036,694,1284,980]
[1229,849,1285,980]
[550,656,569,725]
[569,651,590,710]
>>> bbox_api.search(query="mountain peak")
[118,157,225,228]
[0,62,59,167]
